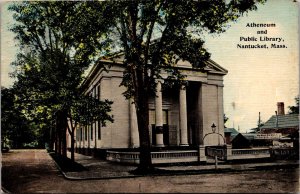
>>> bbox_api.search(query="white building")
[68,53,228,155]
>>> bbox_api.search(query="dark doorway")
[163,124,169,145]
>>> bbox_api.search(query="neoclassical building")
[69,53,227,153]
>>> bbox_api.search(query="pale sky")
[205,0,299,131]
[1,0,299,132]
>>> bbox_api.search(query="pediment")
[102,52,228,75]
[204,59,228,75]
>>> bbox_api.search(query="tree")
[9,0,266,172]
[224,114,229,128]
[288,96,299,114]
[1,87,37,148]
[9,1,113,161]
[94,0,266,173]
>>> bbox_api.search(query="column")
[129,98,139,147]
[179,85,189,146]
[198,83,208,145]
[155,79,164,147]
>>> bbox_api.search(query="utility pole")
[258,112,261,133]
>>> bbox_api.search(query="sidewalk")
[60,151,299,180]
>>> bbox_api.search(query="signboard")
[256,133,282,140]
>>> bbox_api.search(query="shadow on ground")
[49,151,88,172]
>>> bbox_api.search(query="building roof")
[231,133,251,148]
[81,53,228,93]
[241,133,257,140]
[224,128,239,134]
[261,114,299,129]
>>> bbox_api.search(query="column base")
[155,131,164,146]
[154,144,165,147]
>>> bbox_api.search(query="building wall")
[200,74,225,145]
[99,69,131,148]
[71,62,227,150]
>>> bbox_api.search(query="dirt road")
[2,149,299,193]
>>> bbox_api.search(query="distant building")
[231,133,251,149]
[261,103,299,135]
[230,133,273,148]
[224,128,239,144]
[260,102,299,148]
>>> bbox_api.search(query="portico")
[150,82,189,147]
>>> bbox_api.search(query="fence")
[106,150,198,164]
[106,146,298,164]
[270,147,299,159]
[230,148,270,160]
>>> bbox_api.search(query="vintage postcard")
[1,0,299,193]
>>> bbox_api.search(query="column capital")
[180,84,187,90]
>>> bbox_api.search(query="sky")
[1,0,299,132]
[204,0,299,131]
[1,2,16,88]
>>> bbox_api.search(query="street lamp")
[211,123,216,133]
[202,123,226,145]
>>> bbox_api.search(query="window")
[98,120,101,140]
[148,109,168,125]
[97,85,100,100]
[93,87,96,98]
[91,123,93,140]
[85,127,87,141]
[80,128,83,141]
[149,110,155,125]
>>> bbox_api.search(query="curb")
[48,152,144,180]
[49,152,299,181]
[1,187,11,194]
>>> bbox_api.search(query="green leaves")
[288,97,299,114]
[9,1,114,144]
[71,96,114,127]
[7,0,265,152]
[106,0,266,99]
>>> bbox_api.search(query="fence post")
[214,155,218,170]
[199,145,207,163]
[226,144,232,161]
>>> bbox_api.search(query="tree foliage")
[224,114,229,128]
[8,0,266,172]
[9,1,114,160]
[1,87,43,148]
[288,96,299,114]
[96,0,266,172]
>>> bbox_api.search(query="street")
[2,149,299,193]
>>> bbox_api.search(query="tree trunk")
[49,123,54,151]
[62,129,67,157]
[54,128,58,154]
[70,129,75,162]
[55,110,68,158]
[57,119,62,155]
[134,87,153,174]
[61,110,68,158]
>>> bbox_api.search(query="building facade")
[68,53,228,152]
